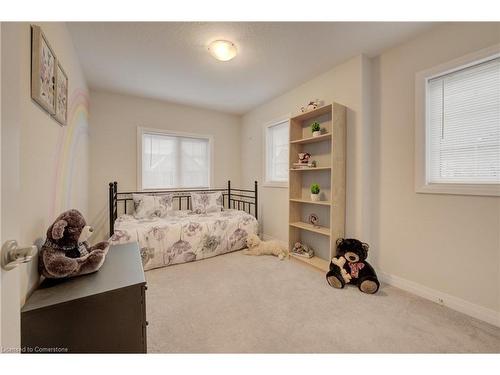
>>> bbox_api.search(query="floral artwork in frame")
[54,62,68,125]
[31,25,56,115]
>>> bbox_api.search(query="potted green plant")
[311,122,321,137]
[310,183,320,201]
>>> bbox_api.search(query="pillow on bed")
[156,194,174,217]
[190,192,223,214]
[133,194,158,219]
[133,193,175,218]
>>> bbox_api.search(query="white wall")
[241,22,500,325]
[371,22,500,321]
[241,55,372,244]
[89,90,242,240]
[1,22,89,348]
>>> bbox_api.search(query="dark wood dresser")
[21,242,147,353]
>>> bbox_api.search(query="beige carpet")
[145,251,500,353]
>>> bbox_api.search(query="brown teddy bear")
[39,209,110,279]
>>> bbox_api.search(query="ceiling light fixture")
[208,40,237,62]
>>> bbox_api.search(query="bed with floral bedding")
[109,209,258,271]
[108,180,259,271]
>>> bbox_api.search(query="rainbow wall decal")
[49,88,89,219]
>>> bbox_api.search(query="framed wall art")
[31,24,56,115]
[54,62,68,125]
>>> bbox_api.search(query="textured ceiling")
[68,22,437,114]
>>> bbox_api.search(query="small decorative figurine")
[298,152,311,164]
[300,99,322,113]
[292,242,314,258]
[293,152,315,169]
[308,213,320,227]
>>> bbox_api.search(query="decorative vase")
[311,193,320,202]
[312,131,321,137]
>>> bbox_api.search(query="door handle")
[1,240,37,270]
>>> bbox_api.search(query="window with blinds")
[265,120,289,184]
[141,131,211,189]
[426,56,500,184]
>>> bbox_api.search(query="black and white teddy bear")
[326,238,380,294]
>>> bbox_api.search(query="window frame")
[263,117,290,188]
[137,126,214,191]
[415,44,500,197]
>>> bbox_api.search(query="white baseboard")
[379,272,500,328]
[260,233,500,327]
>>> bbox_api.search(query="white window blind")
[142,132,210,189]
[266,120,289,184]
[427,56,500,184]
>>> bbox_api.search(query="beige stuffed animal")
[242,234,288,260]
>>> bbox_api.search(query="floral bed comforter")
[109,209,258,271]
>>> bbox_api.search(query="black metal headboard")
[109,180,258,237]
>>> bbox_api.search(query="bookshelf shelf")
[290,104,333,122]
[289,222,330,236]
[289,198,331,206]
[290,167,331,172]
[290,133,332,145]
